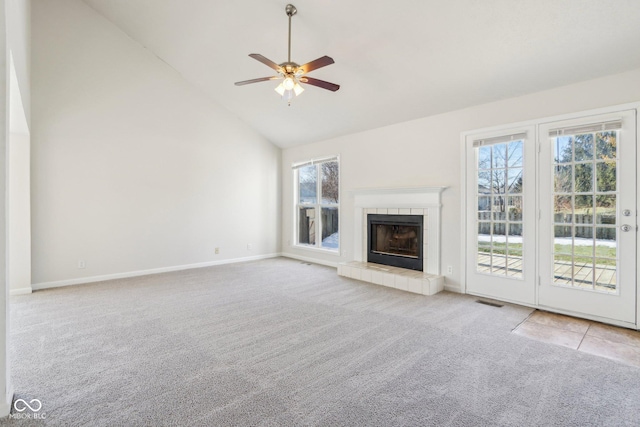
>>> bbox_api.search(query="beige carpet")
[2,257,640,426]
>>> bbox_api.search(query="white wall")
[0,1,9,416]
[8,54,31,295]
[281,68,640,291]
[6,0,29,125]
[1,0,30,416]
[7,132,30,295]
[31,0,281,287]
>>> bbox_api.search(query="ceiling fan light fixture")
[293,82,304,96]
[274,83,286,96]
[283,76,295,90]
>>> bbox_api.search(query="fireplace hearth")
[367,214,423,271]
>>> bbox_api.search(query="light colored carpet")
[2,257,640,426]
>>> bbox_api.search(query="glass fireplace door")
[367,214,423,271]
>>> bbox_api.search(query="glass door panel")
[474,141,524,278]
[551,132,619,293]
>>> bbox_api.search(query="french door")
[465,126,537,305]
[465,108,637,327]
[539,110,637,325]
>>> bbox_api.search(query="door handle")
[621,224,633,232]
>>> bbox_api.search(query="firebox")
[367,214,423,271]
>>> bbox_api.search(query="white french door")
[465,107,638,327]
[465,126,537,305]
[538,110,637,325]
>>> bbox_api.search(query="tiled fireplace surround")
[338,186,446,296]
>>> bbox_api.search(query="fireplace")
[367,214,423,271]
[349,186,446,277]
[340,186,446,295]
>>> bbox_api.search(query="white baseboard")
[9,287,32,296]
[31,253,281,291]
[281,253,339,268]
[0,387,13,417]
[444,284,461,293]
[442,276,461,293]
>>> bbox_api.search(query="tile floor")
[513,310,640,368]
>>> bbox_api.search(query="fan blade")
[300,77,340,92]
[249,54,283,72]
[297,56,335,74]
[234,76,280,86]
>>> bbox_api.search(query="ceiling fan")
[234,4,340,105]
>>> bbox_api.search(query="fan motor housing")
[279,62,300,73]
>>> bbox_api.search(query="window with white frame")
[293,156,339,251]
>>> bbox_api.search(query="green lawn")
[478,241,617,266]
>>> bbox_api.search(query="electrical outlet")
[247,244,253,251]
[446,265,453,275]
[215,247,220,255]
[78,260,86,269]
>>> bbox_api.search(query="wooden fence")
[477,212,616,240]
[298,207,339,244]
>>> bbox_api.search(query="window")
[294,156,339,251]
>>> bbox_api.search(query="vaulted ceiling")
[82,0,640,147]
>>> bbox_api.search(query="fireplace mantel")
[350,186,447,209]
[351,186,447,276]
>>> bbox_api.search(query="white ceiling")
[82,0,640,148]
